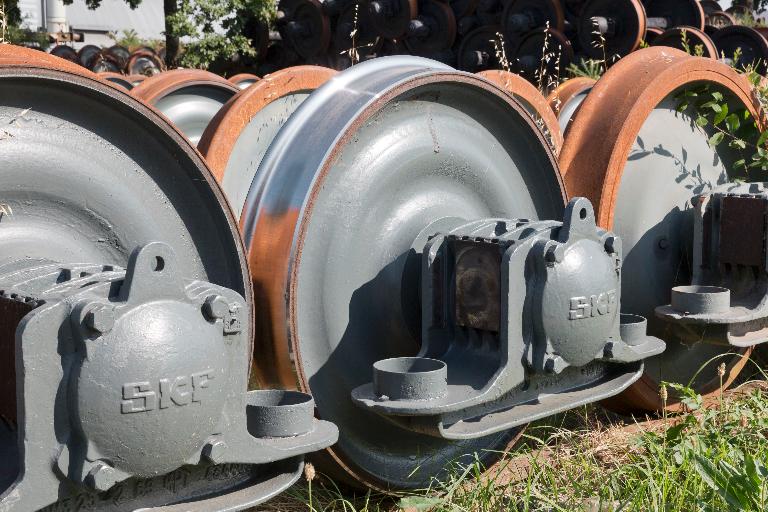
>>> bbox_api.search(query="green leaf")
[696,116,709,127]
[729,139,746,150]
[725,113,740,132]
[398,496,444,510]
[711,91,724,101]
[709,132,725,147]
[757,130,768,148]
[713,103,729,125]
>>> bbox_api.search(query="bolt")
[658,237,670,250]
[85,461,117,492]
[203,295,229,321]
[604,236,618,254]
[84,304,115,334]
[544,355,567,374]
[202,439,227,464]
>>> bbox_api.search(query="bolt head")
[202,439,227,464]
[84,305,115,334]
[85,461,116,492]
[544,355,567,374]
[203,295,229,321]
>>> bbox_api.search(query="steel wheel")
[560,47,761,412]
[241,56,566,489]
[369,0,418,39]
[578,0,646,60]
[512,28,573,84]
[651,26,718,59]
[645,27,664,45]
[546,76,595,133]
[713,26,768,75]
[198,66,336,217]
[127,50,163,76]
[229,72,261,89]
[478,69,563,153]
[457,25,502,72]
[98,71,134,90]
[501,0,565,43]
[0,44,251,423]
[132,69,239,145]
[644,0,705,31]
[405,0,457,54]
[277,0,332,59]
[48,45,79,64]
[77,44,101,67]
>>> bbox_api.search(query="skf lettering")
[568,290,616,320]
[121,370,215,413]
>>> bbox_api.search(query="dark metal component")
[713,26,768,74]
[127,50,164,76]
[513,28,573,82]
[277,0,332,59]
[405,0,457,54]
[49,45,79,64]
[706,10,736,30]
[700,0,723,14]
[369,0,417,39]
[456,24,502,71]
[643,0,706,30]
[501,0,564,43]
[105,45,131,70]
[77,44,101,67]
[353,198,665,439]
[579,0,645,60]
[334,1,383,62]
[656,183,768,347]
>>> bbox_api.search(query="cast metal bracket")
[656,182,768,347]
[352,198,665,439]
[0,243,337,512]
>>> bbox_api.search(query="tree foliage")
[165,0,273,69]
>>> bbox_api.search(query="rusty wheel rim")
[132,69,239,145]
[651,26,719,59]
[478,69,563,154]
[198,66,337,217]
[546,76,595,133]
[560,47,761,412]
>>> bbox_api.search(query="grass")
[254,363,768,512]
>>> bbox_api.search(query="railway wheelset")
[2,43,768,509]
[268,0,768,79]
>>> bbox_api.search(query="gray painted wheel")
[242,56,566,489]
[0,66,249,317]
[131,70,239,145]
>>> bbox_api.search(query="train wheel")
[478,69,563,153]
[560,47,762,412]
[132,69,239,145]
[198,66,337,216]
[241,56,567,489]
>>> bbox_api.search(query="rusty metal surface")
[478,69,564,154]
[199,66,337,183]
[0,296,35,425]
